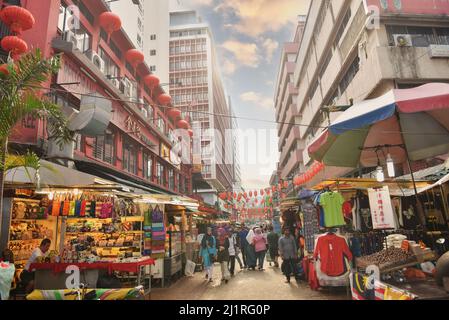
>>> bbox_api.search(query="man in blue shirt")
[238,224,249,269]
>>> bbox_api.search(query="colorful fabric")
[69,201,76,216]
[319,192,345,227]
[75,200,82,217]
[26,287,144,300]
[80,200,87,217]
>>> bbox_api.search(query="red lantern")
[249,191,253,197]
[233,192,237,199]
[260,189,264,196]
[99,12,122,42]
[1,36,27,59]
[272,186,276,192]
[283,181,289,189]
[177,119,189,130]
[125,49,144,68]
[144,74,160,88]
[158,93,172,106]
[243,192,248,198]
[0,64,9,76]
[188,129,194,137]
[167,108,181,120]
[293,176,301,186]
[254,191,258,197]
[0,6,35,36]
[267,189,270,195]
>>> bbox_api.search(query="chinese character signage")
[364,0,449,15]
[368,186,397,230]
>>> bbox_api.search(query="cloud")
[215,0,310,37]
[262,38,279,62]
[182,0,214,7]
[222,59,237,75]
[240,91,273,109]
[221,40,260,68]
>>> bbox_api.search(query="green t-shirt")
[319,192,345,227]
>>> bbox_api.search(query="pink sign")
[365,0,449,15]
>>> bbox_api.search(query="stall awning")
[312,178,434,197]
[137,194,199,208]
[4,160,116,188]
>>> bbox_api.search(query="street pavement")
[151,261,350,300]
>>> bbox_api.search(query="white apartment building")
[169,9,234,205]
[109,0,169,86]
[293,0,449,184]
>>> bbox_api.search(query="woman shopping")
[200,227,217,283]
[216,228,231,283]
[252,228,268,271]
[245,227,257,271]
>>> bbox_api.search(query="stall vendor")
[21,239,51,293]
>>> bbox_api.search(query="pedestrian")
[228,228,243,276]
[216,228,231,283]
[267,225,280,268]
[278,228,300,283]
[238,224,249,269]
[200,227,217,283]
[245,228,257,271]
[252,228,267,271]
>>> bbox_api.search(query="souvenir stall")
[1,184,155,297]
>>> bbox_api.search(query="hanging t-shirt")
[319,192,346,227]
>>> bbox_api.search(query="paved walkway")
[151,261,350,300]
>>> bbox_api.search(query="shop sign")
[125,116,155,148]
[364,0,449,15]
[368,186,397,230]
[429,45,449,58]
[160,143,171,162]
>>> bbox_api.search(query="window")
[150,65,156,72]
[150,34,157,40]
[94,133,115,165]
[334,8,352,47]
[150,50,156,56]
[156,162,165,185]
[386,25,449,46]
[339,55,360,95]
[169,169,175,190]
[58,2,74,32]
[123,140,137,175]
[143,153,153,180]
[100,30,122,59]
[157,117,166,133]
[76,0,94,26]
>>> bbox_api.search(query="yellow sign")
[161,143,171,162]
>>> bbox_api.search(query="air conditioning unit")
[110,78,120,90]
[123,78,133,98]
[393,34,412,47]
[86,50,105,73]
[141,106,148,118]
[63,30,79,49]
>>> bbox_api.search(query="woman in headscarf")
[216,227,231,283]
[252,228,268,271]
[200,227,217,283]
[245,227,257,271]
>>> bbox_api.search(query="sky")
[172,0,310,190]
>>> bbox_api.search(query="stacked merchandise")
[385,234,407,249]
[356,247,416,271]
[143,204,152,256]
[151,205,165,259]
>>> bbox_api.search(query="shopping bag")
[185,260,196,277]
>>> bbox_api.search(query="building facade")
[169,10,234,205]
[274,17,306,183]
[109,0,170,87]
[288,0,449,185]
[1,0,192,195]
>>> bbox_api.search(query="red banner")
[364,0,449,15]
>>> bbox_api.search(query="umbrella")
[308,83,449,227]
[308,83,449,168]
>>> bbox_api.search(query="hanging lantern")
[0,64,9,76]
[125,49,144,68]
[267,189,271,195]
[233,192,237,199]
[99,12,122,42]
[167,108,181,120]
[249,191,253,197]
[293,176,301,186]
[188,129,194,137]
[158,93,172,106]
[1,36,28,60]
[177,119,189,130]
[219,193,227,200]
[144,74,160,89]
[243,192,248,198]
[260,189,264,196]
[272,186,276,192]
[283,181,289,189]
[0,6,35,36]
[254,191,258,197]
